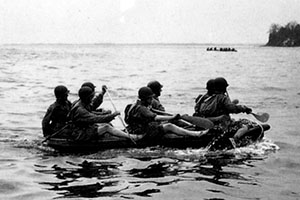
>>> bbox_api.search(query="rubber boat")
[45,123,270,153]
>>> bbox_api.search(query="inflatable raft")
[45,123,270,153]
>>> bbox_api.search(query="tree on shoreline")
[266,21,300,47]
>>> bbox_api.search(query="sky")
[0,0,300,44]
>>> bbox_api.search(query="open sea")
[0,44,299,200]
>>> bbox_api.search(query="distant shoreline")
[266,21,300,47]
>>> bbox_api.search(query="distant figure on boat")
[42,85,71,137]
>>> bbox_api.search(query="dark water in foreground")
[0,44,299,199]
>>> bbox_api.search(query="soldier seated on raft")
[68,86,139,141]
[193,77,255,142]
[147,80,196,128]
[72,82,112,114]
[124,86,209,141]
[42,85,72,137]
[147,80,165,112]
[194,78,241,124]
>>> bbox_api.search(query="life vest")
[195,94,218,117]
[124,103,135,124]
[124,102,151,125]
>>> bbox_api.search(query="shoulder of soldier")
[135,103,149,113]
[195,94,203,102]
[44,102,55,114]
[75,104,89,113]
[215,93,230,103]
[48,101,59,110]
[152,98,160,105]
[214,93,226,98]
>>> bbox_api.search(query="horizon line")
[0,42,266,46]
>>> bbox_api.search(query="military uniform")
[42,100,71,137]
[125,100,164,140]
[151,96,165,111]
[68,101,116,141]
[194,93,247,118]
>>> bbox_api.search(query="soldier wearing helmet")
[193,77,253,143]
[78,86,95,103]
[81,82,96,91]
[138,86,154,102]
[212,77,239,104]
[67,86,133,141]
[124,87,209,140]
[206,79,215,95]
[147,80,163,97]
[72,82,110,114]
[147,80,165,112]
[194,79,215,118]
[214,77,229,93]
[194,77,252,122]
[192,77,256,143]
[42,85,71,137]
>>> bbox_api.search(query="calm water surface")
[0,44,299,199]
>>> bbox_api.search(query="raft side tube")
[243,123,270,140]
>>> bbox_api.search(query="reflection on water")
[34,142,278,199]
[36,159,161,198]
[36,160,120,180]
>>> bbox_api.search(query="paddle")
[180,114,214,129]
[151,108,214,129]
[226,91,269,123]
[151,108,194,127]
[42,124,69,143]
[250,112,269,123]
[106,88,136,145]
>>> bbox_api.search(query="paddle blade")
[181,115,214,129]
[251,112,269,123]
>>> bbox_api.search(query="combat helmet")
[81,82,96,91]
[138,86,154,100]
[214,77,229,92]
[206,79,215,91]
[147,81,163,96]
[79,86,95,102]
[54,85,69,98]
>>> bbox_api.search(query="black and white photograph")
[0,0,300,199]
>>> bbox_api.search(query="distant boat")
[207,47,237,52]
